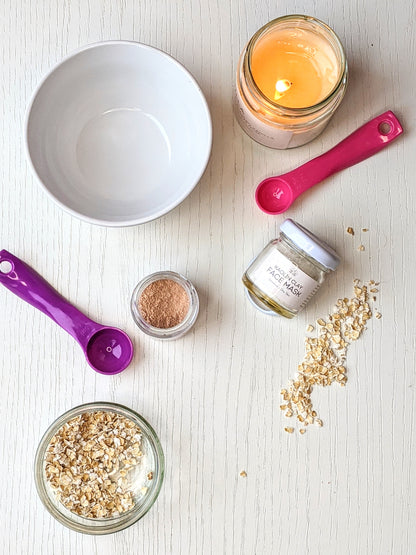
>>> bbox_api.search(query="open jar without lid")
[34,402,164,535]
[131,271,199,339]
[243,219,340,318]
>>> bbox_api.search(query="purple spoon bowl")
[85,328,133,374]
[0,250,133,375]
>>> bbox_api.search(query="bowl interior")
[26,42,212,225]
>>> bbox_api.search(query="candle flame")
[274,79,292,101]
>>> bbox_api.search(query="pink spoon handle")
[281,111,403,198]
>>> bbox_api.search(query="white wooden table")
[1,1,415,553]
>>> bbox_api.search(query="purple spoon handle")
[279,111,403,199]
[0,249,101,348]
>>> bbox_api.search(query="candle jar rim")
[244,14,347,116]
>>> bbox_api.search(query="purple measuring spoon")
[0,250,133,375]
[255,111,403,214]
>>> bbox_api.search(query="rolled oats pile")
[45,410,152,518]
[280,280,380,434]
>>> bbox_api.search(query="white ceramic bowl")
[26,41,212,226]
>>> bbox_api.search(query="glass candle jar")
[243,219,340,318]
[234,15,348,149]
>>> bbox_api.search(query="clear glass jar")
[131,271,199,339]
[34,402,164,535]
[234,15,348,149]
[243,219,340,318]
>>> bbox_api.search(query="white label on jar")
[233,89,331,149]
[248,249,320,311]
[234,90,293,149]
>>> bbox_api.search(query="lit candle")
[234,15,348,149]
[274,79,292,101]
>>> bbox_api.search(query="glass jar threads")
[243,219,340,318]
[234,15,348,149]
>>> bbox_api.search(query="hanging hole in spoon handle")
[379,121,392,135]
[0,259,13,274]
[376,111,402,138]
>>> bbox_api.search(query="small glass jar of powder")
[131,271,199,339]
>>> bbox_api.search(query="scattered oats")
[280,281,378,435]
[44,411,153,519]
[370,288,378,293]
[147,472,153,481]
[373,296,377,302]
[140,487,148,495]
[358,245,365,251]
[375,312,382,319]
[240,470,247,478]
[362,228,369,232]
[284,427,294,434]
[306,324,314,333]
[346,227,355,235]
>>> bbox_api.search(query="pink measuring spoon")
[255,111,403,215]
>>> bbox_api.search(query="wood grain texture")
[0,1,415,553]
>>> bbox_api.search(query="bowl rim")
[24,40,212,227]
[34,401,165,534]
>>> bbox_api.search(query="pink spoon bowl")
[255,111,403,215]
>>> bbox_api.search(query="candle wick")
[274,79,292,101]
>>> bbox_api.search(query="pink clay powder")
[138,279,190,329]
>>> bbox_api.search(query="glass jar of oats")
[34,402,164,534]
[242,219,340,318]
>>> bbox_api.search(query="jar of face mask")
[242,219,340,318]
